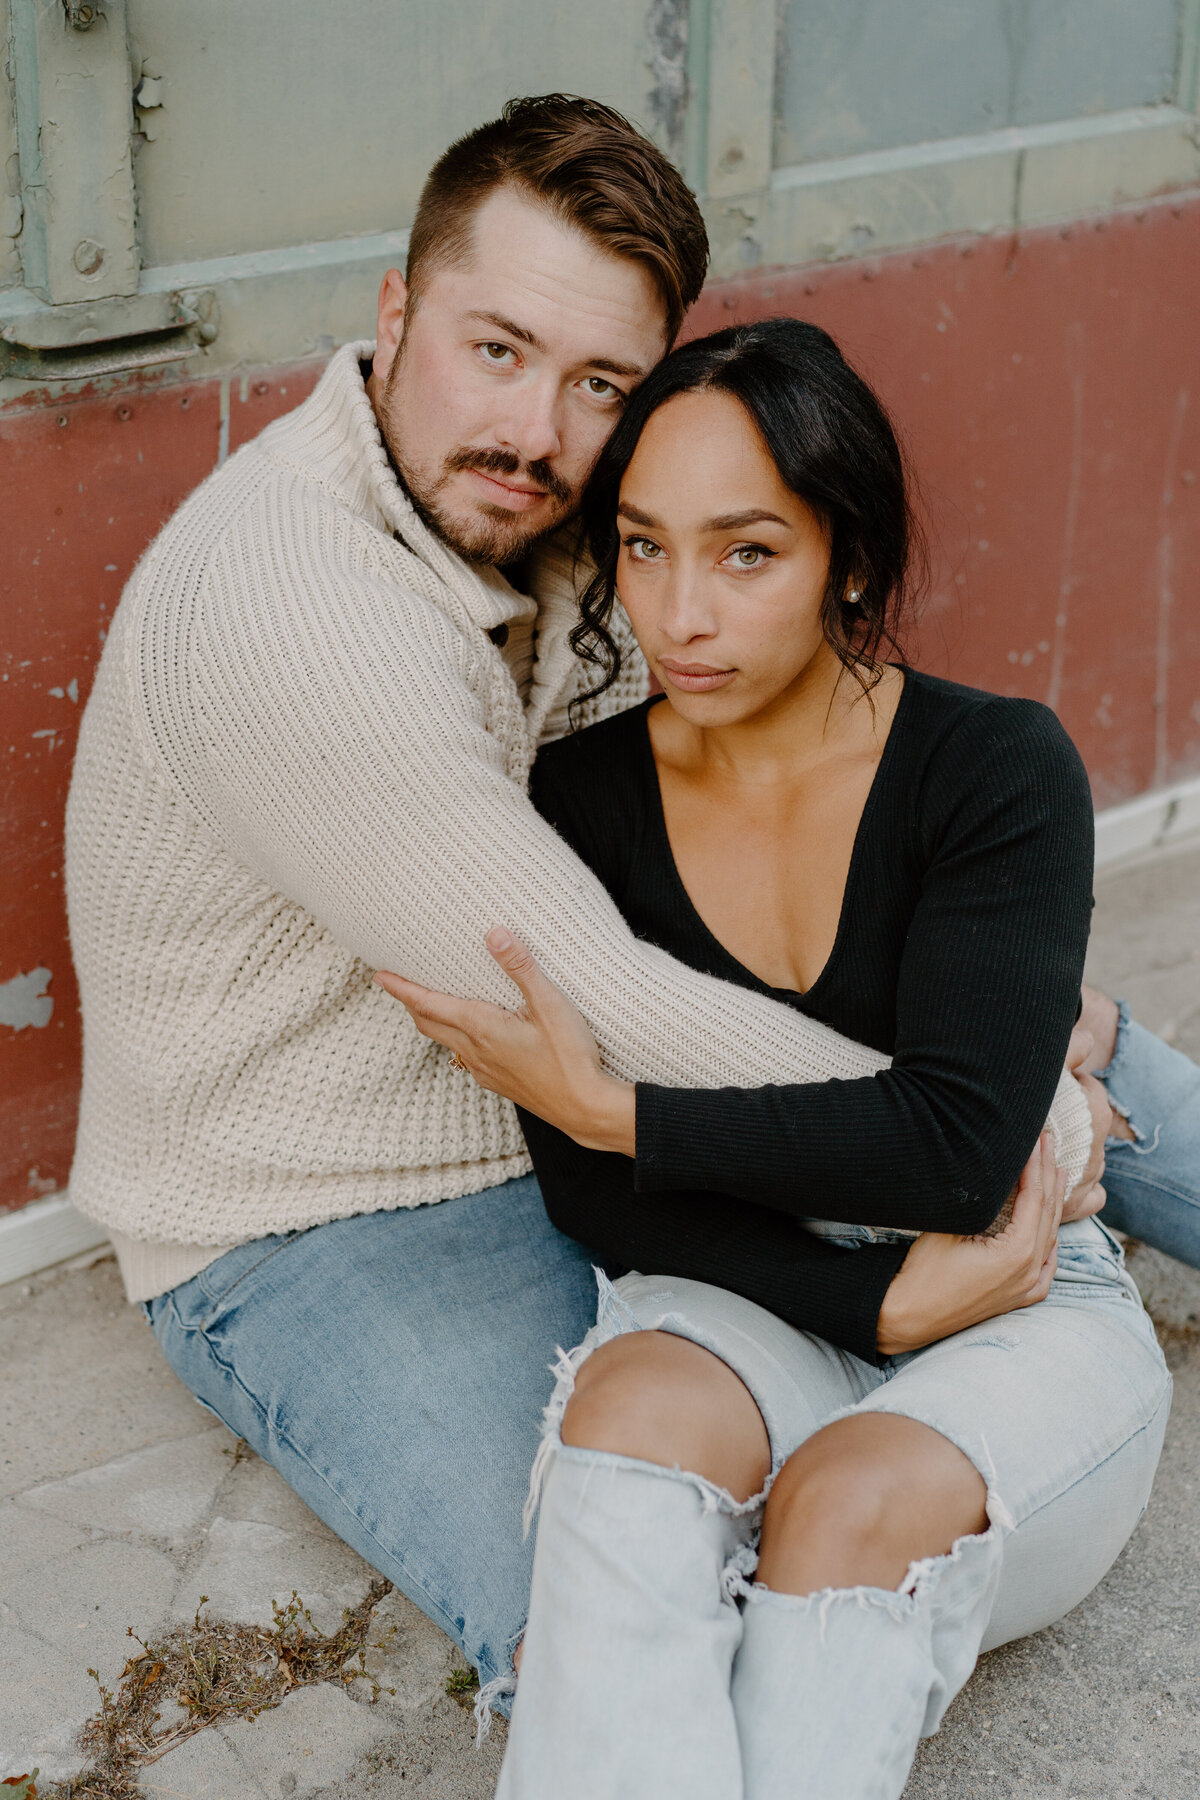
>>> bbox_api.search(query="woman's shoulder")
[535,694,656,780]
[902,667,1084,768]
[897,667,1092,843]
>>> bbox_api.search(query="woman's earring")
[848,588,861,605]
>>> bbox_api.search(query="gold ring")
[449,1052,468,1072]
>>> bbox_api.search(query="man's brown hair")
[406,94,709,342]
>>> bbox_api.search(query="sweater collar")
[284,342,540,635]
[271,341,589,730]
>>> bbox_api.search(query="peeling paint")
[0,966,54,1031]
[645,0,690,153]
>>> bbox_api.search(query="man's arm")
[137,541,1092,1181]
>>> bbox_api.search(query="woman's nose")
[660,571,717,644]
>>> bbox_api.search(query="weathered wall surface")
[775,0,1180,165]
[4,192,1197,1212]
[3,2,1199,1214]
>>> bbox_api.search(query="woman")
[377,320,1170,1798]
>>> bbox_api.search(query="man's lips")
[463,467,549,512]
[658,658,737,693]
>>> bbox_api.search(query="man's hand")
[877,1133,1079,1355]
[1062,1020,1115,1211]
[375,929,637,1156]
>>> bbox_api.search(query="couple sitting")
[67,96,1196,1798]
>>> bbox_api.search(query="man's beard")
[381,359,575,566]
[408,445,575,565]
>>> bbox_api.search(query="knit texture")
[64,344,1093,1300]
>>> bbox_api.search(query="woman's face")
[615,388,836,727]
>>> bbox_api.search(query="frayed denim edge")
[476,1270,776,1743]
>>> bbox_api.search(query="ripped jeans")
[497,1220,1171,1800]
[1096,1006,1200,1263]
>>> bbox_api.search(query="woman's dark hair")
[570,317,925,714]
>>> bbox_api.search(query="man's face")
[370,186,668,564]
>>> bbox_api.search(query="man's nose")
[495,378,563,468]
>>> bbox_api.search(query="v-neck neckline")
[634,671,913,1004]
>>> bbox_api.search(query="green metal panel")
[1180,0,1200,112]
[0,0,20,288]
[775,0,1181,169]
[125,0,681,268]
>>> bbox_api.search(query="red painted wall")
[3,192,1199,1213]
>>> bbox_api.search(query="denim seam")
[992,1384,1172,1534]
[845,1380,1170,1536]
[196,1233,304,1320]
[161,1308,490,1677]
[1098,1160,1200,1204]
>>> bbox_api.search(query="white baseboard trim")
[1094,773,1200,873]
[3,774,1198,1287]
[0,1191,109,1289]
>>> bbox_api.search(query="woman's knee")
[758,1414,988,1596]
[561,1330,771,1502]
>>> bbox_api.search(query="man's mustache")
[444,446,573,507]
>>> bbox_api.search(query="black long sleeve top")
[521,669,1094,1363]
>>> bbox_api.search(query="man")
[65,94,1200,1708]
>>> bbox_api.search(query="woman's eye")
[726,544,773,569]
[625,536,664,561]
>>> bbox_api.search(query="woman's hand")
[374,929,637,1156]
[876,1133,1077,1356]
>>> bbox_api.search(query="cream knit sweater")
[65,343,1093,1302]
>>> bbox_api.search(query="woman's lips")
[466,468,548,512]
[658,659,737,693]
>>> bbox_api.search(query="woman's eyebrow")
[703,508,789,531]
[617,501,660,528]
[617,503,790,532]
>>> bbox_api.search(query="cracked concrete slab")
[20,1427,235,1547]
[4,1537,179,1672]
[0,1621,103,1783]
[221,1683,392,1796]
[0,843,1197,1795]
[178,1514,378,1635]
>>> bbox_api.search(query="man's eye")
[582,376,620,400]
[481,342,516,363]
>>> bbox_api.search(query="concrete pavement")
[2,842,1199,1798]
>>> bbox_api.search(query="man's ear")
[372,268,409,383]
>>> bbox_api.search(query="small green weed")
[38,1581,393,1800]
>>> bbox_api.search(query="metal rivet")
[57,415,69,428]
[73,239,105,276]
[65,2,100,27]
[115,405,132,422]
[254,381,269,396]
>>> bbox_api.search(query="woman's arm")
[381,933,1097,1362]
[629,702,1096,1234]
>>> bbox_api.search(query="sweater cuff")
[813,1240,910,1367]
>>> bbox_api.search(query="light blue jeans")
[147,1006,1200,1713]
[499,1228,1171,1799]
[147,1176,599,1700]
[1095,1007,1200,1262]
